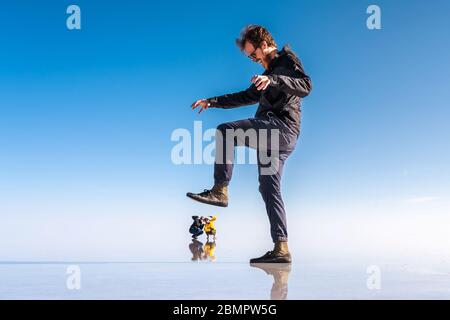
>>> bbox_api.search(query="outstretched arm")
[207,84,262,109]
[191,84,262,113]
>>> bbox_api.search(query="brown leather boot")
[186,185,228,207]
[249,241,292,263]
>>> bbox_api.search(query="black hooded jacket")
[207,45,312,135]
[190,216,204,230]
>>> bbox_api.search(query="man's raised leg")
[186,118,265,207]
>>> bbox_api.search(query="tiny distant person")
[189,216,205,240]
[204,216,217,241]
[187,25,312,263]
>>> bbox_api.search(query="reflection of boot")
[186,185,228,207]
[250,241,292,263]
[250,263,292,300]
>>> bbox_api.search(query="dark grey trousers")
[214,112,299,243]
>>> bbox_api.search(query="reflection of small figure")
[203,240,217,262]
[189,216,205,239]
[189,239,204,261]
[250,263,292,300]
[204,216,217,241]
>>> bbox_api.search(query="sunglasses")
[247,46,259,61]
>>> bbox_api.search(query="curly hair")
[235,25,277,50]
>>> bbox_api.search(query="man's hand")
[251,75,271,91]
[191,99,211,114]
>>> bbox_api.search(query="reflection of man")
[187,25,312,263]
[250,263,292,300]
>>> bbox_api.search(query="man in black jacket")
[187,25,312,263]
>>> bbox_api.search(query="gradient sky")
[0,0,449,261]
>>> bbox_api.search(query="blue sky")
[0,0,449,261]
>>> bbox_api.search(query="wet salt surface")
[1,260,449,299]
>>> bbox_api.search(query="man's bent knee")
[216,122,233,134]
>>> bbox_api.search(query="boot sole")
[186,193,228,207]
[249,263,292,273]
[249,256,292,264]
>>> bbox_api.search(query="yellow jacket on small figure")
[204,216,217,235]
